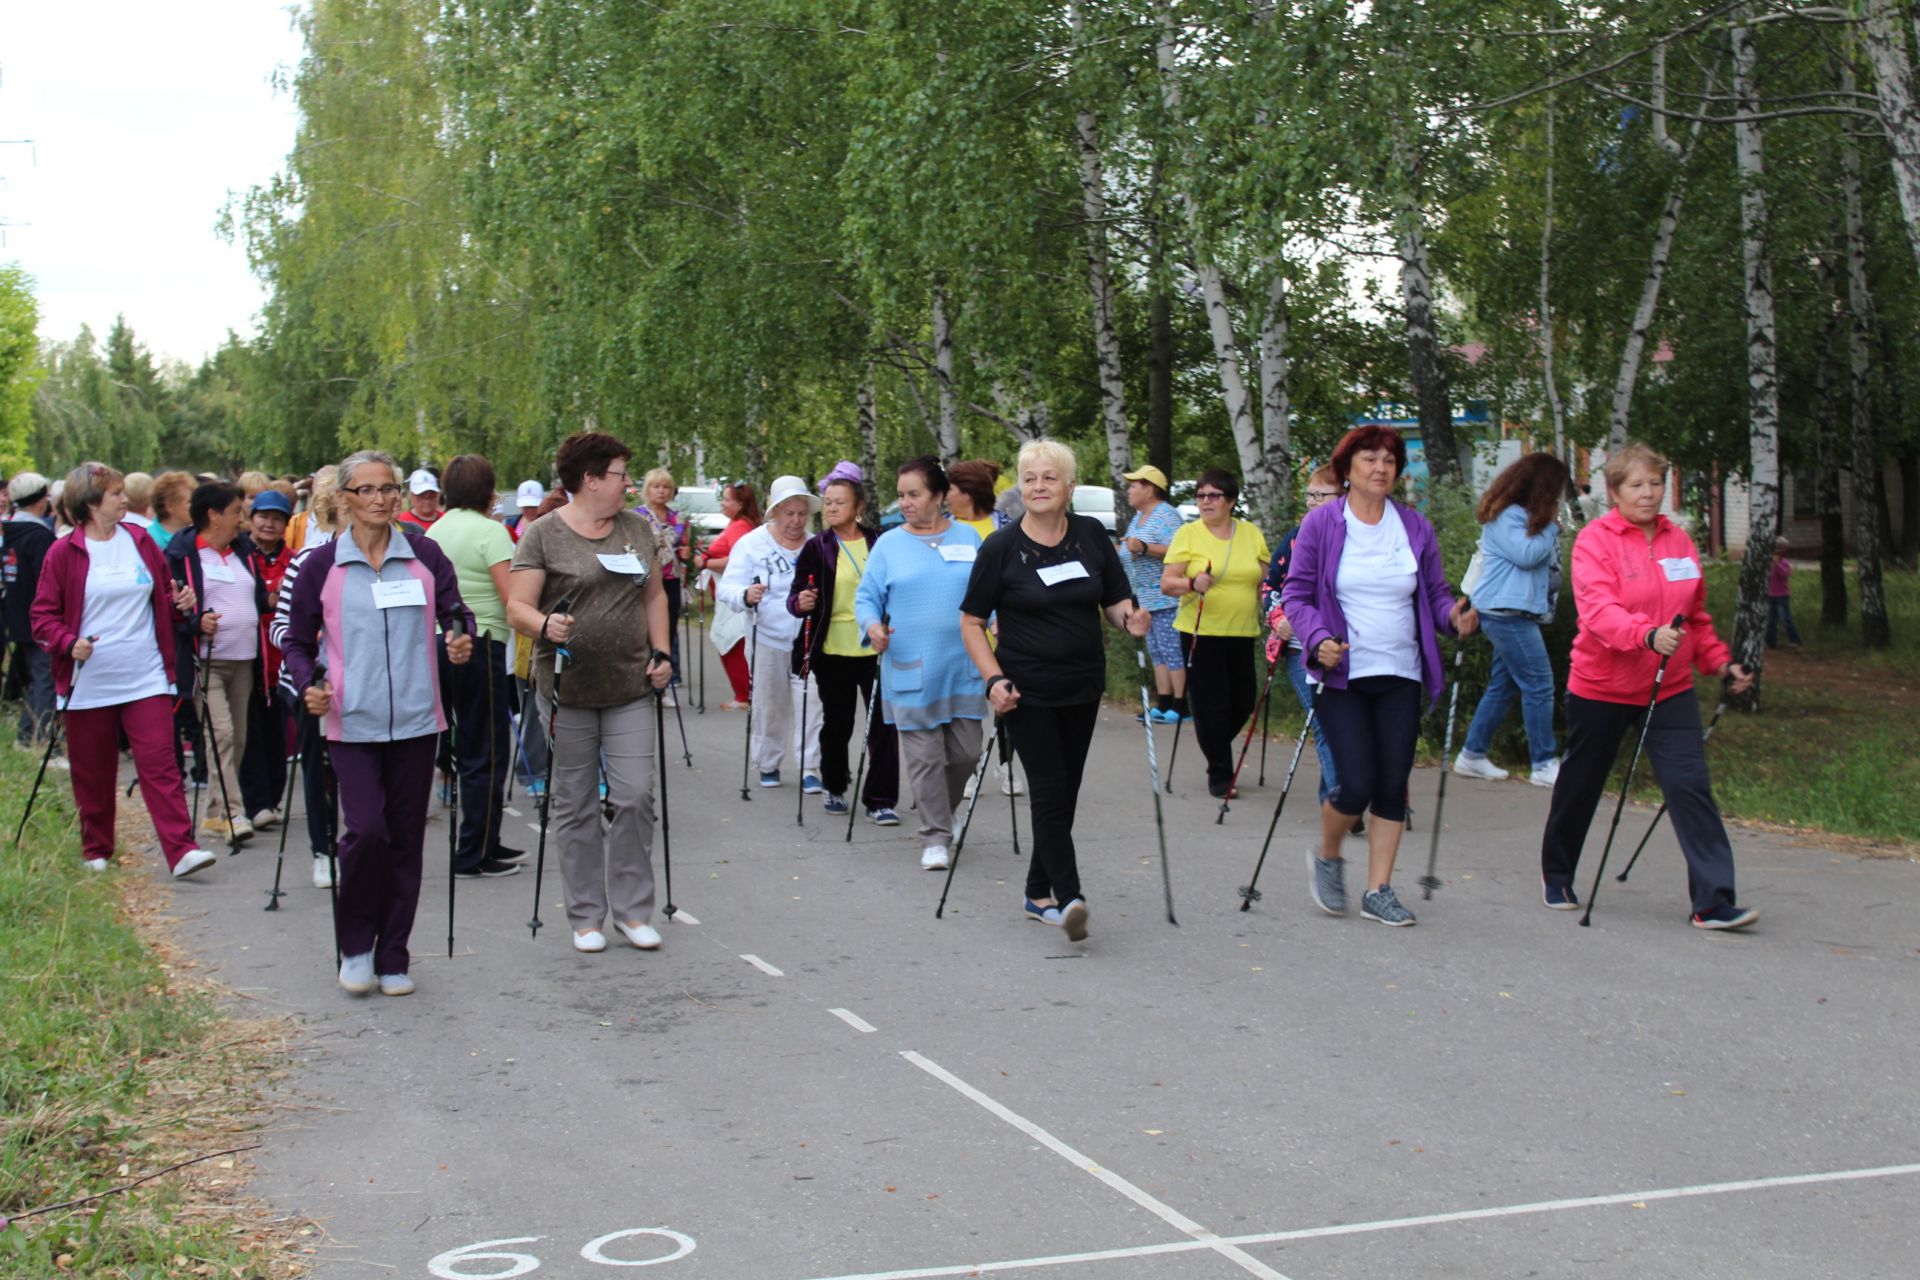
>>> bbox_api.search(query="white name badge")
[204,562,236,583]
[1660,557,1702,582]
[1036,560,1090,587]
[372,578,427,609]
[937,544,977,564]
[596,552,646,575]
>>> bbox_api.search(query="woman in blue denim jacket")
[1453,452,1570,789]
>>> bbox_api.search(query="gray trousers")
[550,695,657,931]
[898,717,983,847]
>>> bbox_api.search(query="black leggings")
[1187,634,1258,788]
[1314,675,1421,822]
[1003,700,1099,905]
[811,652,899,806]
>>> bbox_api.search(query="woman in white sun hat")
[716,475,823,790]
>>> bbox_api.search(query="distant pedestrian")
[1765,537,1801,649]
[397,469,443,531]
[286,466,342,553]
[4,471,59,747]
[283,449,476,994]
[1453,451,1570,788]
[717,476,822,789]
[946,460,1005,543]
[238,488,297,830]
[1538,443,1758,928]
[695,482,761,709]
[637,467,688,704]
[1120,464,1187,724]
[1262,466,1343,808]
[146,471,195,552]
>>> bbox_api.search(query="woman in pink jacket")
[1539,444,1757,928]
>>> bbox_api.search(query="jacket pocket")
[887,655,924,693]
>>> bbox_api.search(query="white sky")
[0,2,305,366]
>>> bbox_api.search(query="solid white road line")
[899,1051,1289,1280]
[828,1008,876,1034]
[671,910,699,925]
[503,806,522,817]
[741,954,784,977]
[796,1159,1920,1280]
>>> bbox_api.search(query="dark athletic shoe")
[492,844,529,865]
[1692,903,1759,930]
[822,794,849,815]
[455,857,522,879]
[1360,884,1417,927]
[1543,881,1580,911]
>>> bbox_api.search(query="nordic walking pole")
[196,635,243,856]
[316,730,341,971]
[1164,561,1208,793]
[1239,679,1324,910]
[527,598,572,939]
[1419,641,1468,901]
[653,677,678,922]
[934,724,999,919]
[1001,718,1021,860]
[695,558,708,714]
[444,617,463,958]
[1259,680,1272,786]
[12,642,91,853]
[796,573,816,827]
[1217,649,1280,823]
[264,699,305,911]
[1618,682,1731,882]
[1581,615,1685,927]
[671,684,693,767]
[1136,640,1176,925]
[845,613,886,842]
[740,577,760,802]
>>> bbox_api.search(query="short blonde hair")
[237,470,270,498]
[641,467,677,499]
[1602,443,1669,495]
[123,471,154,512]
[1016,439,1077,488]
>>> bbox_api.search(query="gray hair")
[337,449,400,494]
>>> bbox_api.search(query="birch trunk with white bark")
[1863,0,1920,278]
[1843,67,1892,648]
[931,287,960,463]
[1730,15,1781,700]
[1538,84,1567,460]
[1255,268,1295,530]
[1397,190,1461,487]
[857,363,879,516]
[1071,3,1132,502]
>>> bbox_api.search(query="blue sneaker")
[865,806,900,826]
[801,773,825,795]
[1149,708,1180,725]
[822,794,849,815]
[525,779,546,800]
[759,770,781,788]
[1024,899,1063,925]
[1542,881,1580,911]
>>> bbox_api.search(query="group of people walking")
[2,423,1764,1002]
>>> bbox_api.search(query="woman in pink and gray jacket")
[282,449,474,997]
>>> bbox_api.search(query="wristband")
[986,674,1011,695]
[650,649,672,667]
[1646,628,1660,651]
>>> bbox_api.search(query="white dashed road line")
[741,954,784,977]
[828,1008,875,1034]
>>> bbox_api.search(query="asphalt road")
[157,690,1920,1280]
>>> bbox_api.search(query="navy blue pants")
[1540,688,1737,917]
[440,634,514,871]
[1314,675,1421,823]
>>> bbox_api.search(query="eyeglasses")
[1306,489,1341,501]
[345,484,404,498]
[1195,491,1229,502]
[602,469,630,485]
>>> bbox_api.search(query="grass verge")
[0,744,313,1276]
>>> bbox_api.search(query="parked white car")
[672,487,730,543]
[1071,485,1121,536]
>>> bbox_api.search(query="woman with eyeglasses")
[637,468,687,707]
[283,450,476,995]
[1263,466,1344,811]
[1280,426,1475,929]
[506,432,675,955]
[1160,469,1270,799]
[1121,465,1187,724]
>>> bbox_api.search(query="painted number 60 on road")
[428,1229,697,1277]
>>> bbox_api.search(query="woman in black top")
[961,440,1149,942]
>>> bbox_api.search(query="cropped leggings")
[1313,675,1421,823]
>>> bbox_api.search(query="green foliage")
[0,264,40,473]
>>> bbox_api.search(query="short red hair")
[1330,425,1408,487]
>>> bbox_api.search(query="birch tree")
[1842,59,1893,648]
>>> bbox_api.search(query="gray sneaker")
[1308,848,1347,916]
[1361,884,1417,927]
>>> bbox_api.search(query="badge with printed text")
[937,544,977,564]
[372,578,427,609]
[1037,561,1090,586]
[1659,556,1701,582]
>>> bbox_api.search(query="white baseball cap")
[765,474,821,516]
[516,479,546,508]
[407,468,440,496]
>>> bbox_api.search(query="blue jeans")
[1283,647,1336,804]
[1462,612,1558,766]
[1765,596,1801,648]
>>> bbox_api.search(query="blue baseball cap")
[251,490,295,517]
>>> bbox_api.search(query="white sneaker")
[921,845,950,871]
[660,689,677,708]
[311,855,334,888]
[1528,758,1561,788]
[963,773,978,799]
[251,808,281,829]
[1000,765,1024,796]
[378,972,415,997]
[84,856,111,872]
[171,848,217,879]
[338,951,375,994]
[1452,751,1509,781]
[573,929,608,953]
[615,920,663,950]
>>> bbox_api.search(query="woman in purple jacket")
[1280,426,1476,927]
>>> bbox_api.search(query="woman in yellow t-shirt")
[787,466,901,823]
[947,460,1003,543]
[1160,468,1270,799]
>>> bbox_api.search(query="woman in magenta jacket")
[1281,425,1475,928]
[1539,443,1757,928]
[30,462,216,878]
